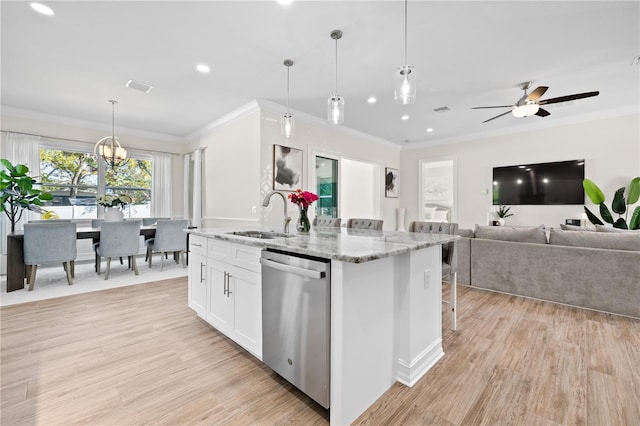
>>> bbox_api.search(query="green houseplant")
[0,159,54,232]
[583,177,640,230]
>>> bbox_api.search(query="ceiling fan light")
[512,102,539,118]
[394,65,416,105]
[327,95,344,125]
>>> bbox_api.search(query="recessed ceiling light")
[196,64,210,73]
[367,96,377,104]
[401,115,409,121]
[30,2,54,16]
[426,128,433,133]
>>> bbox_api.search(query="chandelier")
[94,100,127,168]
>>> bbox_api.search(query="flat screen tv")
[493,159,585,205]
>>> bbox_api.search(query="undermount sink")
[228,230,292,239]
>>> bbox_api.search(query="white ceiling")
[2,1,639,146]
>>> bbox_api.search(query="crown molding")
[0,105,185,143]
[185,99,261,142]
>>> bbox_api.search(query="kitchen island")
[186,226,458,425]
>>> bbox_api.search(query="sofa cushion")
[549,228,640,251]
[595,224,640,234]
[474,225,548,244]
[457,228,474,238]
[560,223,589,231]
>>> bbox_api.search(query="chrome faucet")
[262,190,292,234]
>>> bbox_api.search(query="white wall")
[400,114,640,230]
[259,109,400,230]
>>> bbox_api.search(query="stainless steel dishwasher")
[260,249,331,409]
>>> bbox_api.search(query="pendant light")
[327,29,344,125]
[281,59,295,139]
[394,0,416,105]
[94,100,127,169]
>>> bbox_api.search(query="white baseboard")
[396,339,444,387]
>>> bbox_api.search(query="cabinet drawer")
[209,239,261,273]
[189,235,208,256]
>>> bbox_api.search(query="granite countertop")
[187,226,459,264]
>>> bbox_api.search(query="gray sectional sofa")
[454,225,640,318]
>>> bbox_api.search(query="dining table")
[5,225,157,292]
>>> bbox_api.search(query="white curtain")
[150,151,173,217]
[192,149,202,229]
[1,132,41,257]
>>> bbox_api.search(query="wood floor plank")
[2,279,639,426]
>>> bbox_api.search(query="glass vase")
[297,206,311,233]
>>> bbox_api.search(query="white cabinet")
[187,235,208,317]
[187,236,263,359]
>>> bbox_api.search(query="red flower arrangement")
[287,189,319,209]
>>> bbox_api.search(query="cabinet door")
[228,265,262,358]
[207,259,234,333]
[187,252,207,317]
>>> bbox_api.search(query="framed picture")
[273,144,303,191]
[385,167,399,198]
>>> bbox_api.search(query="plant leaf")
[583,179,605,204]
[600,203,613,224]
[613,218,628,230]
[611,187,626,215]
[0,159,14,171]
[584,206,603,225]
[629,206,640,230]
[628,177,640,205]
[13,164,28,176]
[39,192,54,200]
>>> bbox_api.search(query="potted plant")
[97,194,133,221]
[0,159,54,232]
[583,177,640,230]
[495,205,513,226]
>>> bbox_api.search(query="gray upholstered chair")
[408,221,459,331]
[95,221,141,280]
[143,217,171,226]
[346,218,383,230]
[23,222,77,291]
[313,217,342,227]
[145,219,189,271]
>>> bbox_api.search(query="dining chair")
[95,221,141,280]
[23,222,77,291]
[142,217,171,226]
[346,218,383,230]
[408,221,459,331]
[91,219,104,228]
[312,217,342,227]
[146,219,189,271]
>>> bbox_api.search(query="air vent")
[126,79,153,93]
[433,106,452,113]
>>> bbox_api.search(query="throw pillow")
[424,206,437,220]
[433,210,448,222]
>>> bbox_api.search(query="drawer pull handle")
[192,243,203,247]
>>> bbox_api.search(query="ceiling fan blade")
[536,108,550,117]
[526,86,549,102]
[471,105,513,109]
[539,91,599,105]
[482,110,512,123]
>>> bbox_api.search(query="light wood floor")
[1,278,638,425]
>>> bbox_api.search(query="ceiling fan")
[472,82,599,123]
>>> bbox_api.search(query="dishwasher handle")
[260,257,326,279]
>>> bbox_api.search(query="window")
[39,146,152,219]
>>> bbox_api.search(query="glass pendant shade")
[281,112,294,139]
[512,102,539,118]
[394,65,416,105]
[327,95,344,125]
